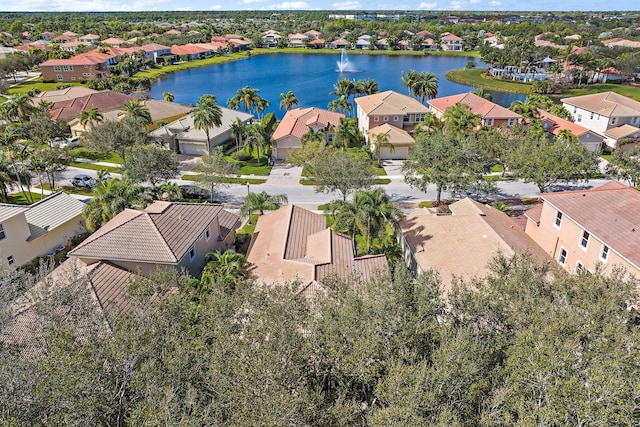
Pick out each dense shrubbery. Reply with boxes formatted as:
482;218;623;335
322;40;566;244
1;254;639;425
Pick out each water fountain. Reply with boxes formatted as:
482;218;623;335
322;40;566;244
336;48;353;73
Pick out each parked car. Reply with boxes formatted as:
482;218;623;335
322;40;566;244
51;136;80;149
71;174;97;189
44;244;65;257
179;184;211;200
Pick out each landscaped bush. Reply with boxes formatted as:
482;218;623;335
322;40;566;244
232;151;254;161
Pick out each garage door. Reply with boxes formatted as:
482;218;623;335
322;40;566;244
179;142;208;156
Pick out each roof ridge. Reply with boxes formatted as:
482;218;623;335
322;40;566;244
146;211;181;262
282;204;296;260
71;209;144;253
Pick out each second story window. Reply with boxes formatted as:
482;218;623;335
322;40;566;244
416;113;425;122
580;230;590;249
600;245;609;262
393;116;399;122
189;245;196;262
611;117;617;125
54;65;61;71
383;116;389;122
558;248;567;265
0;224;5;240
403;115;410;122
554;211;563;228
485;118;494;126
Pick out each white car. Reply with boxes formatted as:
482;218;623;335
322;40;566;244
51;136;80;149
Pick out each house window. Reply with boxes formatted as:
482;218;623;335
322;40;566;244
327;133;334;142
383;116;389;122
611;117;617;125
7;255;14;266
57;74;63;81
374;117;379;122
575;261;585;273
205;228;211;241
416;113;425;122
577;114;582;122
485;118;494;126
554;211;563;228
632;117;639;125
71;77;76;81
580;230;590;249
0;224;5;240
600;245;609;262
508;118;516;126
63;65;73;71
573;107;577;114
590;112;594;120
189;245;196;262
403;115;410;122
558;248;567;265
53;65;61;71
393;116;399;122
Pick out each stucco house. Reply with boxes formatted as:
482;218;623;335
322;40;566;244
440;33;463;51
524;181;640;278
429;92;521;128
399;198;549;292
152;108;253;156
355;90;430;135
286;33;308;48
537;109;604;152
561;92;640;147
0;192;86;269
246;204;388;298
604;125;640;150
271;107;343;160
68;201;240;277
367;123;415;160
78;34;100;44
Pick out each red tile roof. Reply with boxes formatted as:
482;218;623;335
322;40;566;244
171;44;209;55
49;91;135;121
272;107;343;141
429;92;521;120
442;34;462;41
537;109;596;137
541;181;640;269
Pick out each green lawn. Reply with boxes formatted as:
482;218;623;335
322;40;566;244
491;164;504;173
181;174;266;184
446;68;533;94
234;214;259;255
70;162;123;174
252;47;480;58
7;191;46;204
600;154;613;162
300;177;390;186
7;79;84;96
71;148;123;164
564;84;640;102
134;52;250;81
37;183;94;196
224;152;272;176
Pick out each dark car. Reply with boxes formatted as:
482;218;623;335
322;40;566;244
179;184;211;200
71;174;97;189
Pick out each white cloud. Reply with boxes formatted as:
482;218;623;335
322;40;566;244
209;4;222;8
488;0;502;5
418;1;437;7
332;0;361;8
241;0;265;4
447;0;465;8
469;0;480;4
2;0;169;11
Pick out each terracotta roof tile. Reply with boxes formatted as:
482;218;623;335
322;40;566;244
272;108;343;141
355;90;430;116
429;92;521;120
561;92;640;117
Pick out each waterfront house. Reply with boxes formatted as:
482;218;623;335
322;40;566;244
440;33;463;51
286;33;308;48
538;109;604;152
78;34;100;44
428;92;521;128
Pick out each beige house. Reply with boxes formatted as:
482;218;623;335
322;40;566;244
68;201;240;277
561;92;640;147
0;192;86;268
246;205;388;298
604;125;640;150
271;107;344;160
367;123;415;160
524;181;640;278
428;92;521;128
152;108;253;155
538;109;604;152
399;198;549;292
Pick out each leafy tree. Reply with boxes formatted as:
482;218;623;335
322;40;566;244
192;94;223;153
83;175;147;231
0;92;33;123
240;191;288;217
19;111;70;146
606;147;640;187
29;146;74;193
507;127;600;192
191;147;238;202
403;130;490;205
123;144;179;185
154;182;182;201
279;90;299;111
162;91;175;102
83;119;154;162
312;152;376;201
230;117;247;152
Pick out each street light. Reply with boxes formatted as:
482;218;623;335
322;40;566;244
246;181;250;195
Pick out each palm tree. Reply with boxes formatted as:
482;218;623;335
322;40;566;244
79;106;104;130
244;124;268;164
192;94;223;153
0;155;18;202
300;127;325;146
0;93;33;123
228;86;264;115
163;91;175;102
240;191;288;219
200;249;247;293
509;100;538;119
414;71;439;103
118;100;152;125
401;69;419;96
356;78;379;96
279;90;299;111
83;176;146;232
230;118;247;152
333;117;362;151
443;102;482;136
327;96;352;115
331;79;357;114
371;132;395;166
154;182;182;201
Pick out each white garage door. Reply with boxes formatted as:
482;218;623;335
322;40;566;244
179;142;208;156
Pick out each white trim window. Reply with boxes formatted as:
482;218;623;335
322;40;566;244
56;74;63;81
558;248;568;265
383;116;389;122
189;245;196;262
7;255;14;266
393;116;399;122
0;224;5;240
600;245;609;262
610;117;618;125
53;65;61;71
374;116;379;122
485;118;494;126
575;260;585;273
580;230;590;249
554;211;563;228
205;228;211;241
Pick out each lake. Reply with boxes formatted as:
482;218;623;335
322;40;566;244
149;53;525;118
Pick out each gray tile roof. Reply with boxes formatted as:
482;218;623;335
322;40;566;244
25;192;85;241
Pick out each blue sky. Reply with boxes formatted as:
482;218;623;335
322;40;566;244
2;0;637;12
